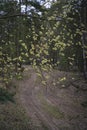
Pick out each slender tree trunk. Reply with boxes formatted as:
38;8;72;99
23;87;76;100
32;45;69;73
82;32;87;79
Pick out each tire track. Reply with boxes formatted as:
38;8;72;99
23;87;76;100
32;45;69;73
19;72;59;130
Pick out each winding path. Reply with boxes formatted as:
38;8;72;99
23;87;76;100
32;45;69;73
19;70;59;130
19;67;87;130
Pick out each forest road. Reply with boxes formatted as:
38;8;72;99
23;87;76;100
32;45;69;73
19;70;59;130
19;67;87;130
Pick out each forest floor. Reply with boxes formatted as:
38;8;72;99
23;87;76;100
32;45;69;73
18;66;87;130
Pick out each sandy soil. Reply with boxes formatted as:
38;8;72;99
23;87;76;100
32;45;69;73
18;67;87;130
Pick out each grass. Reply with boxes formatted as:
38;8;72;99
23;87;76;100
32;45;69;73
0;102;34;130
0;88;14;103
38;92;64;119
0;78;34;130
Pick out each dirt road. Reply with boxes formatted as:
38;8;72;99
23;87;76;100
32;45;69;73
19;67;87;130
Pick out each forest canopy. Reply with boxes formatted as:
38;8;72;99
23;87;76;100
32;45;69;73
0;0;87;87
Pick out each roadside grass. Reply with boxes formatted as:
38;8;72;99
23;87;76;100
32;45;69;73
0;101;34;130
38;92;64;119
0;87;15;103
0;78;34;130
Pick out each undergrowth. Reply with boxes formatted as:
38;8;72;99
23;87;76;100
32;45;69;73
0;102;33;130
0;88;14;103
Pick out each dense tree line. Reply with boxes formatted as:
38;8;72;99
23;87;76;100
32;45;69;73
0;0;87;87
